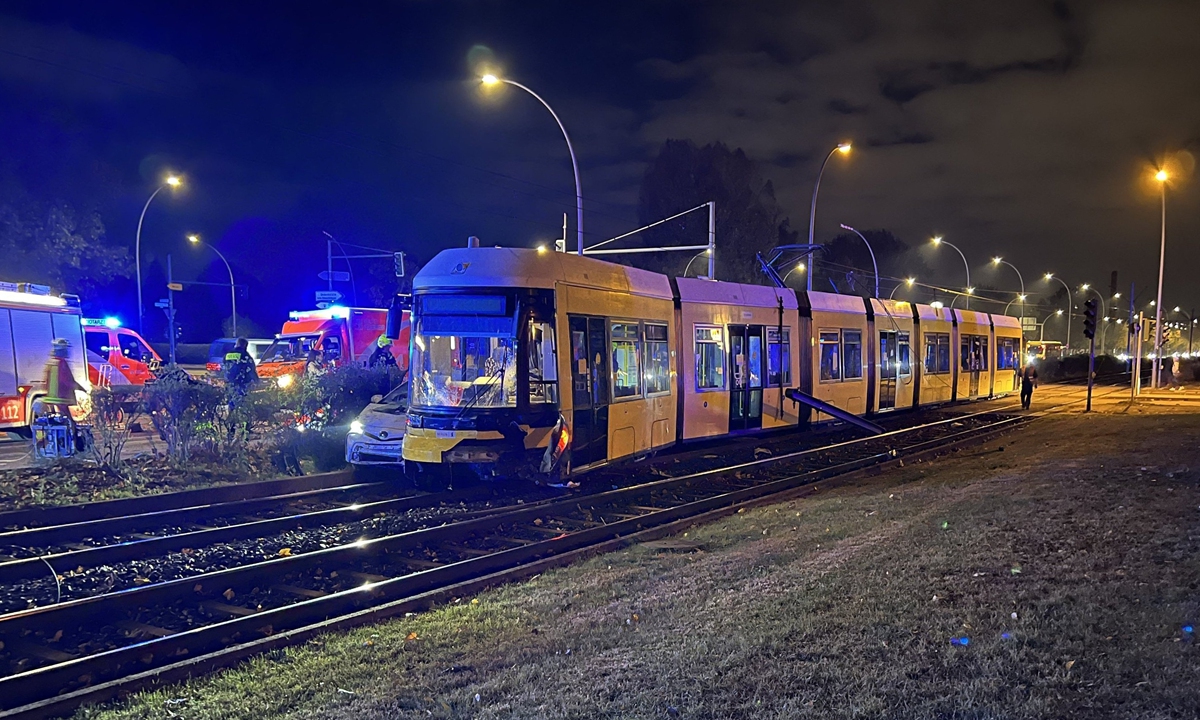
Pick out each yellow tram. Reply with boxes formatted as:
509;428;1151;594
399;246;1022;482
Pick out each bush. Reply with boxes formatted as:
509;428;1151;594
141;367;223;463
1037;354;1127;383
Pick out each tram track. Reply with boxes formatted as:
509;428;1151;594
0;407;1037;719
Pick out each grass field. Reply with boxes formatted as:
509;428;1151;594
79;408;1200;719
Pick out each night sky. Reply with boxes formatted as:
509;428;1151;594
1;1;1197;341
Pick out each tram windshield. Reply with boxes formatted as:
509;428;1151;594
411;297;518;409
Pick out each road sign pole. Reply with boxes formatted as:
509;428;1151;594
167;254;177;365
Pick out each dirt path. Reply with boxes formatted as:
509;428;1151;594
82;407;1200;720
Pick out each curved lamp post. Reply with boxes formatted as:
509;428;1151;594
992;257;1025;320
136;174;182;334
838;224;879;298
187;234;237;337
781;261;806;286
889;277;916;300
931;236;971;309
1044;273;1073;351
806;142;852;291
482;73;583;255
682;248;712;278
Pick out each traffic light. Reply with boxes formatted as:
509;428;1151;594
1083;298;1097;339
393;251;406;278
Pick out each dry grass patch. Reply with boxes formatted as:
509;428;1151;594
79;413;1200;719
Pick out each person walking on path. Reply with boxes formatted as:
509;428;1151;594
1020;362;1039;410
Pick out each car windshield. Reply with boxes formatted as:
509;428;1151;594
411;304;516;409
379;384;408;406
261;335;319;363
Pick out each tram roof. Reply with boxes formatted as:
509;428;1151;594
954;308;992;325
414;247;674;300
992;313;1021;329
676;276;798;309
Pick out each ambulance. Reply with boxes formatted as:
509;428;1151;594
0;282;91;437
257;306;410;387
82;318;162;388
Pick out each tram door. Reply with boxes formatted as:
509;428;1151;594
568;316;609;468
962;335;984;399
879;331;898;410
728;324;764;431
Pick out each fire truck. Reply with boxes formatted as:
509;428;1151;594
257;306;410;387
0;282;91;437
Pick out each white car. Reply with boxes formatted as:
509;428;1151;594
346;384;407;468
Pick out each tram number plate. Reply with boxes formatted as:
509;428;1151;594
435;430;456;439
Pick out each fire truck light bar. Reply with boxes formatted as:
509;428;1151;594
0;289;67;307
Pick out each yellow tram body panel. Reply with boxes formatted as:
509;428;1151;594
555;282;676;464
808;291;870;418
676;278;800;440
870;298;917;412
991;314;1023;396
955;309;992;400
915;303;955;405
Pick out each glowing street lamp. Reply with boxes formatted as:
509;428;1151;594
931;236;971;308
187;234;238;337
992;256;1026;328
136;174;183;334
781;261;806;286
481;73;584;255
683;247;713;277
889;277;916;300
806;142;852;291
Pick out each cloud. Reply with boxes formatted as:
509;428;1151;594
635;0;1200;302
0;14;194;102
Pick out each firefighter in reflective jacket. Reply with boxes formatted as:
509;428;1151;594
42;338;84;416
224;338;259;398
369;335;397;369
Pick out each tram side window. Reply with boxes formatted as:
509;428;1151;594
767;328;791;386
819;331;841;381
997;338;1017;370
528;321;558;404
898;332;911;375
924;333;951;374
960;334;988;372
695;326;725;391
644;323;671;395
611;322;641;399
842;330;863;380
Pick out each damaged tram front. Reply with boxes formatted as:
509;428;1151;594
401;249;563;482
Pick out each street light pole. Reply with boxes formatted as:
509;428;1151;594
188;234;237;337
992;257;1025;327
781;262;806;286
1152;170;1168;387
931;236;971;309
135;175;182;335
806;143;852;291
838;224;879;298
889;278;916;300
1044;274;1073;352
482;74;584;255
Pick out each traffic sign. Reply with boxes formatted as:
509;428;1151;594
315;290;343;304
167;282;183;291
1020;316;1038;330
154;299;169;309
318;271;351;282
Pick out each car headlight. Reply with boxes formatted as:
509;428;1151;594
277;374;294;389
349;420;364;435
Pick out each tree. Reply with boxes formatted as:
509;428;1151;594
0;192;131;295
636;140;795;284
